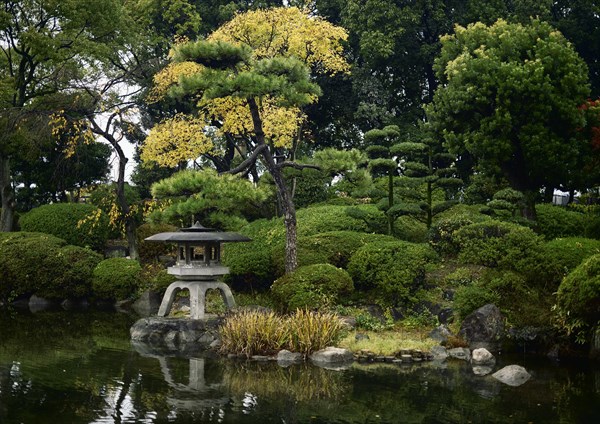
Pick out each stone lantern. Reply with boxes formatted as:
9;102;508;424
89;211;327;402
145;222;250;319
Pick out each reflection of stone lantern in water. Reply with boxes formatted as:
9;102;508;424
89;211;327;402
145;222;251;319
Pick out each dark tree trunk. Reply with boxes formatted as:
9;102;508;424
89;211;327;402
115;144;138;261
247;98;297;273
0;156;15;232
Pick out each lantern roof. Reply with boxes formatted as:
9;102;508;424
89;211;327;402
144;221;251;243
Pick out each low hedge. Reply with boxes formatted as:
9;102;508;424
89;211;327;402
347;240;438;306
296;205;370;236
19;203;110;251
0;232;101;301
92;258;142;301
271;263;354;312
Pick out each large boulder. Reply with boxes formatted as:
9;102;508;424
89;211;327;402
458;304;505;351
492;365;531;387
130;316;222;355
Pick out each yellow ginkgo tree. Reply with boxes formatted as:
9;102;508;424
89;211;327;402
142;7;349;273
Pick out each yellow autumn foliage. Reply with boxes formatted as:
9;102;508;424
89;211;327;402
142;7;349;166
141;114;214;167
208;7;349;74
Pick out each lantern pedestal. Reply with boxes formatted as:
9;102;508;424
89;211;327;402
158;280;236;320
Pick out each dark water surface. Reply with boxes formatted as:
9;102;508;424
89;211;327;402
1;309;599;423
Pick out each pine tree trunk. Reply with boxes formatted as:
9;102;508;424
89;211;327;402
247;97;297;273
0;156;15;232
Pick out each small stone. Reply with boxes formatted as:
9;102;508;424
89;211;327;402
412;357;422;362
448;347;471;361
384;356;395;363
251;355;270;361
355;332;370;342
310;347;353;364
277;350;303;363
375;356;386;362
401;354;412;362
430;345;448;360
471;348;496;366
492;365;531;387
392;359;403;364
428;325;452;343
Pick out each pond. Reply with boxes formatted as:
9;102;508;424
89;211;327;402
0;309;599;423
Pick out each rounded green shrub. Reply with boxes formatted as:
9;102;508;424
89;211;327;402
222;218;285;291
556;254;600;339
428;216;478;256
271;231;396;277
542;237;600;287
92;258;142;300
453;220;545;279
136;222;177;263
271;264;354;312
38;245;103;299
0;232;101;301
347;241;438;306
139;263;176;294
297;205;370;236
535;203;585;240
394;215;428;243
19;203;110;251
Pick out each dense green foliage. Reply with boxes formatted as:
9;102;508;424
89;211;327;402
426;19;590;215
19;203;110;251
222;218;285;291
347;241;438;306
543;237;600;286
296;205;370;236
453;220;545;279
271;264;354;312
136;222;177;264
92;258;142;301
535;204;586;240
0;232;101;301
556;254;600;340
271;231;396;277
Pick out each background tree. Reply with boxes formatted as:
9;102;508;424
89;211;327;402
0;0;124;231
425;19;590;218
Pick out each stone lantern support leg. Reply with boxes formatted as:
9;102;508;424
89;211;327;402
157;280;237;320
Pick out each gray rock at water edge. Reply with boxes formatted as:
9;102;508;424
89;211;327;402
471;348;496;366
428;324;453;343
472;365;494;376
447;347;471;361
430;345;449;360
310;347;353;365
277;350;304;364
459;304;505;351
28;295;55;313
492;365;531;387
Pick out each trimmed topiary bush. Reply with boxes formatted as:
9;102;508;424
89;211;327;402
542;237;600;287
428;216;478;256
556;254;600;341
92;258;142;300
271;231;396;277
347;241;438;306
136;222;177;263
535;203;585;240
0;232;101;301
297;205;370;236
37;245;103;300
271;264;354;312
453;220;545;280
19;203;110;251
